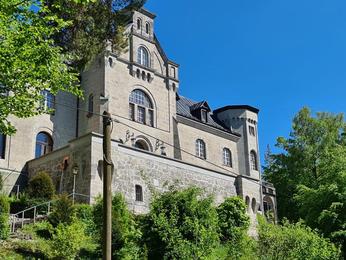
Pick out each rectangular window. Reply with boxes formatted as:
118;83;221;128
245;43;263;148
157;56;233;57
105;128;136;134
129;103;135;121
148;109;154;127
249;126;256;136
0;134;6;159
171;67;176;78
137;106;145;124
201;110;207;123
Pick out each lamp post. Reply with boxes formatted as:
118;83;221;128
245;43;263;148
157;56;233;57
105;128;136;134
72;165;78;205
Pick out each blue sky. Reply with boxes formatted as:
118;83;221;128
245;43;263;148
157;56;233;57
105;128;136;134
145;0;346;164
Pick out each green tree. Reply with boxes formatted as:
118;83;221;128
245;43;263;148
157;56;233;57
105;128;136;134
48;193;74;227
0;0;81;134
93;193;143;259
0;194;10;240
217;197;251;259
0;0;145;134
217;196;250;243
27;172;55;200
263;107;346;256
142;187;220;260
258;217;341;260
0;174;3;192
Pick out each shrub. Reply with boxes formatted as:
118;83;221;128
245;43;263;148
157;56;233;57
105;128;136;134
49;218;96;259
142;187;219;259
27;172;55;200
0;174;3;192
0;195;10;240
73;204;96;236
258;216;341;260
93;194;143;259
48;193;74;227
217;196;250;242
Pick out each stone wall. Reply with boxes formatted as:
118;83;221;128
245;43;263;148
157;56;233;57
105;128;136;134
90;134;238;214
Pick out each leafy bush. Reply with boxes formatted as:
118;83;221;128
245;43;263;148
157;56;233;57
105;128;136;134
258;216;341;260
48;193;74;227
0;174;3;192
217;196;250;242
142;187;219;259
49;218;96;259
27;172;55;200
0;195;10;240
93;194;143;259
73;203;96;236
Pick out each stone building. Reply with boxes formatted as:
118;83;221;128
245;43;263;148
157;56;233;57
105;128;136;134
0;8;276;224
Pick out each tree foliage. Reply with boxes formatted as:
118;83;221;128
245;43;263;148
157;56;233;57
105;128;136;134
263;107;346;256
217;196;250;243
0;0;145;134
258;217;341;260
0;0;81;134
48;193;74;227
0;194;10;240
93;193;143;259
142;187;220;260
27;172;55;200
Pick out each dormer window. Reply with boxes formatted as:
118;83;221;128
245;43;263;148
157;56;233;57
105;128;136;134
190;101;211;123
201;109;207;123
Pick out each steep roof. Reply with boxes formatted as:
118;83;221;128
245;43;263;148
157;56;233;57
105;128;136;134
176;95;239;136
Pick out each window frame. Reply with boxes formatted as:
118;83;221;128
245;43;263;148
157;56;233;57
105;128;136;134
223;148;232;167
135;185;143;202
250;150;258;171
41;90;55;113
195;139;206;159
35;132;53;158
0;134;6;159
137;18;142;30
129;89;155;127
145;22;150;34
249;125;256;136
87;94;94;117
137;46;150;67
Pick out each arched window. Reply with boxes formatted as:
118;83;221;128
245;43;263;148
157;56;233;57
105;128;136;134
263;196;275;221
250;150;258;171
35;132;53;158
88;94;93;116
223;148;232;167
137;18;142;30
129;89;154;127
195;139;206;159
134;140;150;151
135;185;143;202
145;22;150;34
137;47;149;67
245;196;250;212
251;198;257;213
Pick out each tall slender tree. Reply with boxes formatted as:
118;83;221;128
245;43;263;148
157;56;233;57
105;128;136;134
263;107;346;256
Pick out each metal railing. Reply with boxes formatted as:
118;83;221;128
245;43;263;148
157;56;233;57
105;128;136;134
9;192;91;233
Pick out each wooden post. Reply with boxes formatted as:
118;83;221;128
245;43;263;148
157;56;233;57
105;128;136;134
102;111;112;260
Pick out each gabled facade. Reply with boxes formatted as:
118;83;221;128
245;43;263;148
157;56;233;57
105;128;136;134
1;8;277;229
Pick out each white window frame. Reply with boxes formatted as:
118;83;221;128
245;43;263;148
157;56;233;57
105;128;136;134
223;148;232;167
196;139;206;159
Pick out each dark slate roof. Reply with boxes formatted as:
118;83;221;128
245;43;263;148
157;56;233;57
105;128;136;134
176;95;239;136
190;101;211;112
